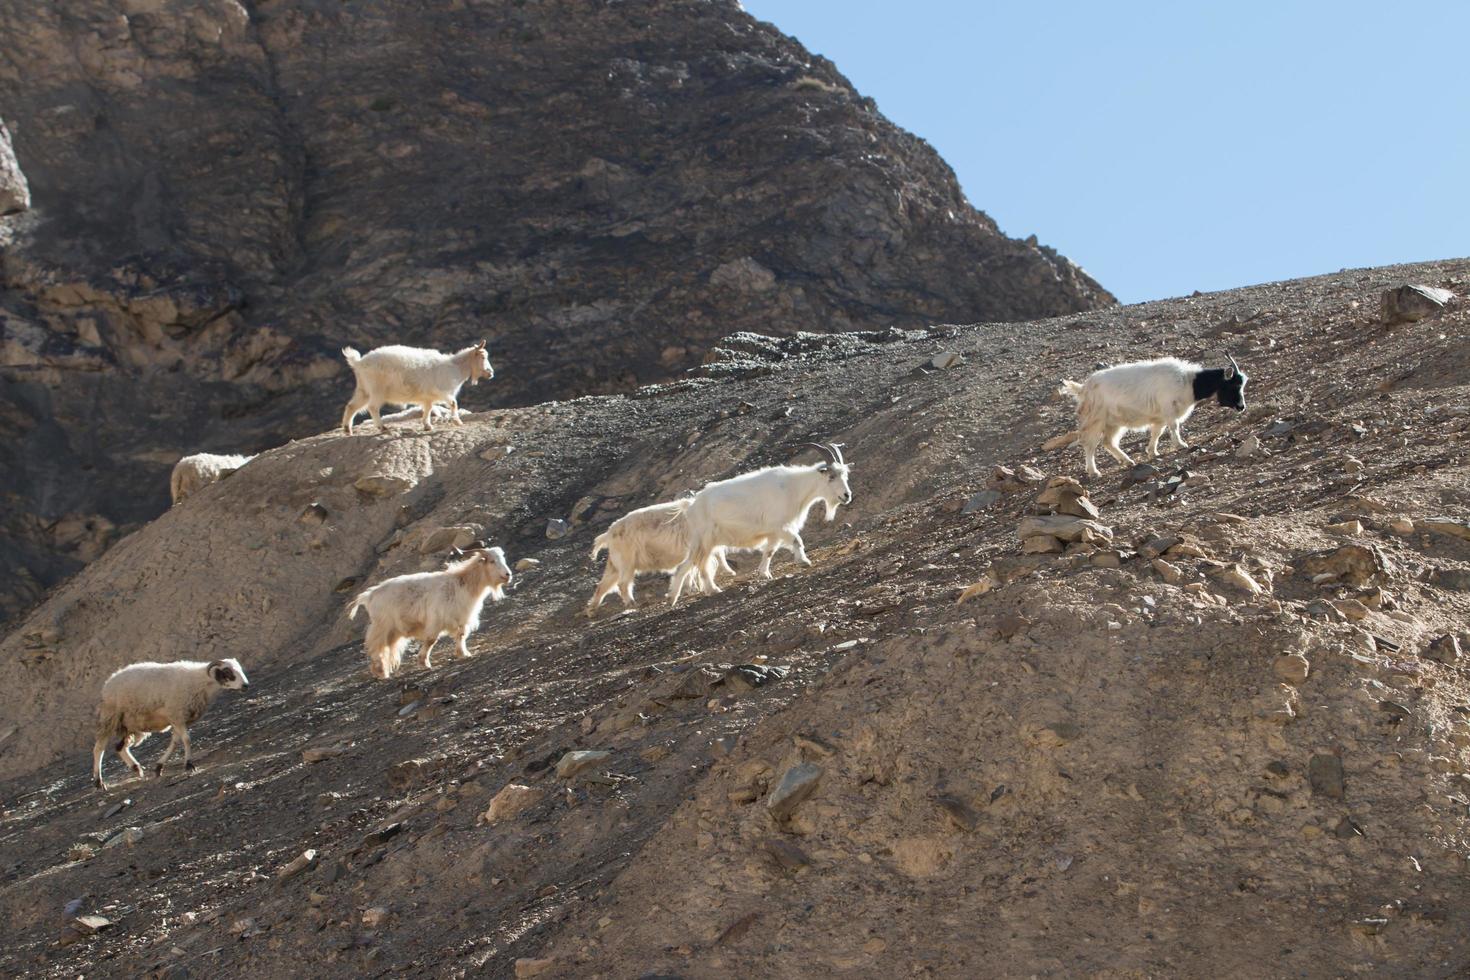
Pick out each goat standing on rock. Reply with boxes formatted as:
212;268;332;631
1058;355;1248;477
668;443;852;607
348;546;512;679
341;340;494;435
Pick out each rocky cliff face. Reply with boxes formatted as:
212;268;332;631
0;0;1112;623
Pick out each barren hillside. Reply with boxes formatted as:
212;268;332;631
1;258;1467;977
0;0;1112;622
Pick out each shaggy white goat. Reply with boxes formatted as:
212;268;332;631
587;499;737;614
341;340;493;435
668;443;852;607
347;546;512;679
1059;355;1248;477
169;453;254;505
92;658;249;789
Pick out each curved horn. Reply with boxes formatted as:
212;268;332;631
802;442;838;466
828;442;846;465
1225;352;1241;377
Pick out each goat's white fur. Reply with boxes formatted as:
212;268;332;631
348;547;512;679
668;449;852;607
169;453;253;505
587;499;738;613
1059;357;1210;477
341;341;493;434
92;658;249;788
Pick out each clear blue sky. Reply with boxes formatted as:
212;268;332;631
742;1;1469;304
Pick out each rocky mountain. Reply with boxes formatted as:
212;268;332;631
0;0;1112;624
0;258;1466;977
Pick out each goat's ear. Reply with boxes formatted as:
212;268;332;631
476;339;486;349
205;659;224;673
1223;364;1236;380
815;461;829;472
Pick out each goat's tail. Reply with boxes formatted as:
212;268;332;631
169;466;184;506
342;346;363;369
591;532;610;562
95;703;125;745
347;590;370;620
1058;379;1086;403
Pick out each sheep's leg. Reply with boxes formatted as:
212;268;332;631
1147;424;1165;459
178;725;195;773
117;738;145;780
1103;429;1134;467
92;736;109;789
342;391;368;435
420;402;435;432
154;728;179;777
418;635;440;669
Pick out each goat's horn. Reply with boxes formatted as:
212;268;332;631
802;442;838;466
828;442;846;465
1226;352;1241;375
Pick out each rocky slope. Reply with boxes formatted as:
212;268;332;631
0;0;1112;624
0;258;1466;977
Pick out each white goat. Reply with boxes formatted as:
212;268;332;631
668;443;853;607
341;340;494;435
587;499;737;614
1058;355;1248;477
170;453;254;505
92;658;249;789
347;546;512;679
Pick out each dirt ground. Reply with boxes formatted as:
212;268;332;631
1;258;1468;978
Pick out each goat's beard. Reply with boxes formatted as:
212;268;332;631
822;500;838;521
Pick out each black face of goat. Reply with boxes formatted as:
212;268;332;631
1193;360;1249;412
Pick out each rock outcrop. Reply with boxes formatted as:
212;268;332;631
0;0;1113;622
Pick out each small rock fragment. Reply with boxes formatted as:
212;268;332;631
484;784;543;824
514;557;540;572
961;489;1002;514
355;475;413;497
767;762;823;821
103;827;144;849
1324;520;1364;537
1018;514;1112;544
935;794;979;832
1152;558;1183;584
764;838;811;870
515;958;557;978
545;518;571;540
1381;284;1454;324
1308;754;1345;799
1274;653;1311;684
298;503;329;526
929;351;964;370
1420;517;1470;542
1424;634;1462;665
479;445;515;463
361;906;390;928
276;849;319;883
556;750;611;779
1022;534;1064;554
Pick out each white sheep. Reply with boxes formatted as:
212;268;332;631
92;658;250;789
668;443;852;607
1058;355;1248;477
347;546;512;679
341;340;494;435
169;453;254;505
587;498;738;614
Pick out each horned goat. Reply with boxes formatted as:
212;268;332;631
668;443;852;607
347;546;512;679
92;658;249;789
341;340;493;435
587;498;737;614
1058;355;1248;477
169;452;254;505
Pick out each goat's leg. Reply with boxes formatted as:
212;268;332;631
454;632;472;659
92;736;109;789
367;402;383;433
786;532;812;567
418;634;440;669
618;575;636;606
1103;429;1134;467
1147;424;1165;459
117;738;145;780
1171;423;1189;449
342;391;368;435
154;728;179;776
447;397;464;426
178;725;195;773
420;401;435;431
588;567;620;613
668;556;696;606
716;549;736;579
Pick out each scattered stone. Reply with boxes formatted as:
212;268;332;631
1334;816;1365;839
102;798;133;820
929;351;964;370
230;917;257;936
1390;518;1415;535
1139;534;1182;559
1325;520;1364;537
72;914;112;935
358;822;404;849
1121;462;1160;489
1308;754;1345;799
1022;534;1064;554
1420;517;1470;542
961;489;1002;514
935;794;979;832
1090;550;1122;568
67;843;96;862
298;503;329;526
419;525;479;554
1431;567;1470;592
1018;515;1112;545
545;518;571;540
1332;598;1371;622
276;849;319;883
1152;558;1184;584
955;578;994;604
988;464;1046;494
1377;700;1411;719
723;664;790;693
361;906;390;928
484;784;544;824
556;750;611;779
1274;654;1311;684
710;735;739;757
1216;564;1264;595
1381;284;1455;324
1235;433;1265;459
514;558;540;572
1425;634;1462;665
764;838;811;871
103;827;144;849
766;762;823;821
515;958;557;978
479;445;515;463
354;475;413;497
995;613;1031;639
1298;543;1393;587
303;740;353;764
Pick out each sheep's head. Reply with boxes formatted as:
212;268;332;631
803;442;853;520
1219;353;1248;412
452;545;513;598
207;658;249;691
466;339;494;385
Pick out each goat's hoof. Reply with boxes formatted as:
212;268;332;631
153;765;164;778
184;762;196;774
93;778;105;790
